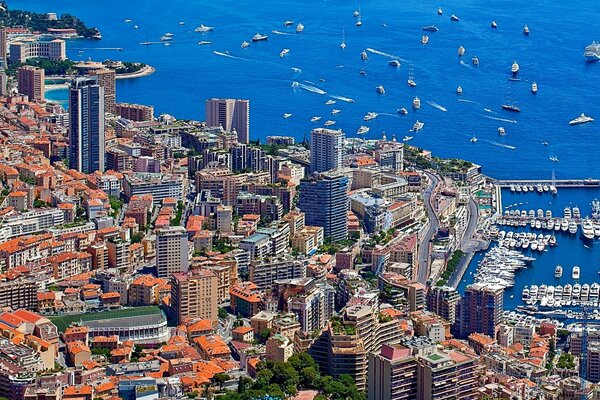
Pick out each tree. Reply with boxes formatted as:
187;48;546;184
213;373;230;390
131;232;144;244
218;307;229;319
237;376;252;394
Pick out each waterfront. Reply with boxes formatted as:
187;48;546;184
11;0;600;179
459;187;600;312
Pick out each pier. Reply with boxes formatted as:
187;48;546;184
493;178;600;188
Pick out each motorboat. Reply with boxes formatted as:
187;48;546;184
569;221;578;235
498;127;506;135
389;59;401;67
195;24;214;32
573;207;581;219
296;23;304;33
502;104;520;112
569;113;594;126
411;120;424;132
531;81;538;94
422;25;439;32
397;108;408;115
376;85;385;94
163;42;171;46
356;18;362;27
470;136;478;143
324;120;336;126
353;10;360;17
472;56;479;66
284;20;294;26
241;41;250;48
511;61;519;77
283;113;292;119
583;219;595;240
491;20;498;28
164;32;174;38
412;96;421;109
326;100;336;105
584;41;600;62
310;116;322;122
456;86;463;95
361;51;368;60
437;7;443;15
551;186;558;195
356;126;370;135
331;109;341;115
198;41;212;45
421;35;429;45
450;14;459;21
523;25;530;35
252;33;268;41
280;48;290;57
458;45;465;56
91;31;102;40
160;35;173;41
403;136;414;142
572;266;580;280
364;112;378;121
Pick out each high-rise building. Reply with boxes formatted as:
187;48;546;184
0;28;7;66
416;349;480;400
427;286;461;325
310;128;344;173
156;226;189;278
205;98;250;144
170;269;218;325
458;283;504;339
298;172;348;241
368;344;418;400
17;65;45;102
69;76;105;173
88;68;116;114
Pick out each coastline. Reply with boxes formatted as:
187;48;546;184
115;65;156;80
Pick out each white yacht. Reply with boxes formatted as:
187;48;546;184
376;85;385;94
472;56;479;66
252;33;268;41
498;127;506;135
326;100;336;105
241;41;250;48
458;45;465;56
470;136;478;143
450;14;459;21
491;20;498;28
573;207;581;219
195;24;215;32
353;10;360;17
412;96;421;109
411;121;424;132
569;221;578;235
531;81;538;94
198;41;212;45
356;126;370;135
456;86;463;95
389;59;401;67
555;265;563;278
583;219;595;240
550;185;558;195
364;112;379;121
283;20;294;26
569;113;594;126
397;107;408;115
523;25;530;35
584;41;600;62
572;266;580;280
296;23;304;33
310;116;322;123
561;219;569;232
403;136;414;142
437;7;443;15
280;49;290;57
331;109;341;115
361;51;368;60
511;61;520;77
160;35;173;41
324;120;336;127
283;113;292;119
421;35;429;45
564;207;572;219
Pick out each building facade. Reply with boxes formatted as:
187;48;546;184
17;66;44;102
310;128;343;173
205;98;250;144
156;226;189;278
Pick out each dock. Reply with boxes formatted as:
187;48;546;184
493;178;600;188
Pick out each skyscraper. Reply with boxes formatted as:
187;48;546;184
310;128;344;173
17;65;45;102
69;76;105;173
426;285;461;325
88;68;116;114
368;344;418;400
299;172;348;241
205;98;250;144
156;226;189;278
459;282;504;339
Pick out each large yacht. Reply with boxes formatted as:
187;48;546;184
584;41;600;62
569;113;594;125
252;33;268;41
296;23;304;33
458;45;465;56
511;61;520;77
572;266;580;280
195;24;214;32
410;121;424;132
583;219;595;240
412;96;421;109
356;126;370;135
555;265;563;278
364;112;379;121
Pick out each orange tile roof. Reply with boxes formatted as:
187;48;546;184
232;326;253;335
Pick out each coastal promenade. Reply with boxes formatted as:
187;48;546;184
493;179;600;188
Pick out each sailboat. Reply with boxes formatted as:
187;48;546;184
340;30;346;49
407;67;417;87
501;84;520;112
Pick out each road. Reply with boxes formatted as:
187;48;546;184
417;172;440;284
448;198;484;288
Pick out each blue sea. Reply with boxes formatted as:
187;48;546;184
10;0;600;310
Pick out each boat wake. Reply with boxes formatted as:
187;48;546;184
489;141;516;150
484;115;517;124
459;60;472;68
292;81;327;95
365;48;408;62
378;112;400;118
272;30;291;35
330;94;355;103
457;98;478;104
291;67;302;73
213;51;249;61
426;101;448;112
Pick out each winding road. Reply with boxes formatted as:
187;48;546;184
417;172;440;284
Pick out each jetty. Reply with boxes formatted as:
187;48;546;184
494;178;600;188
